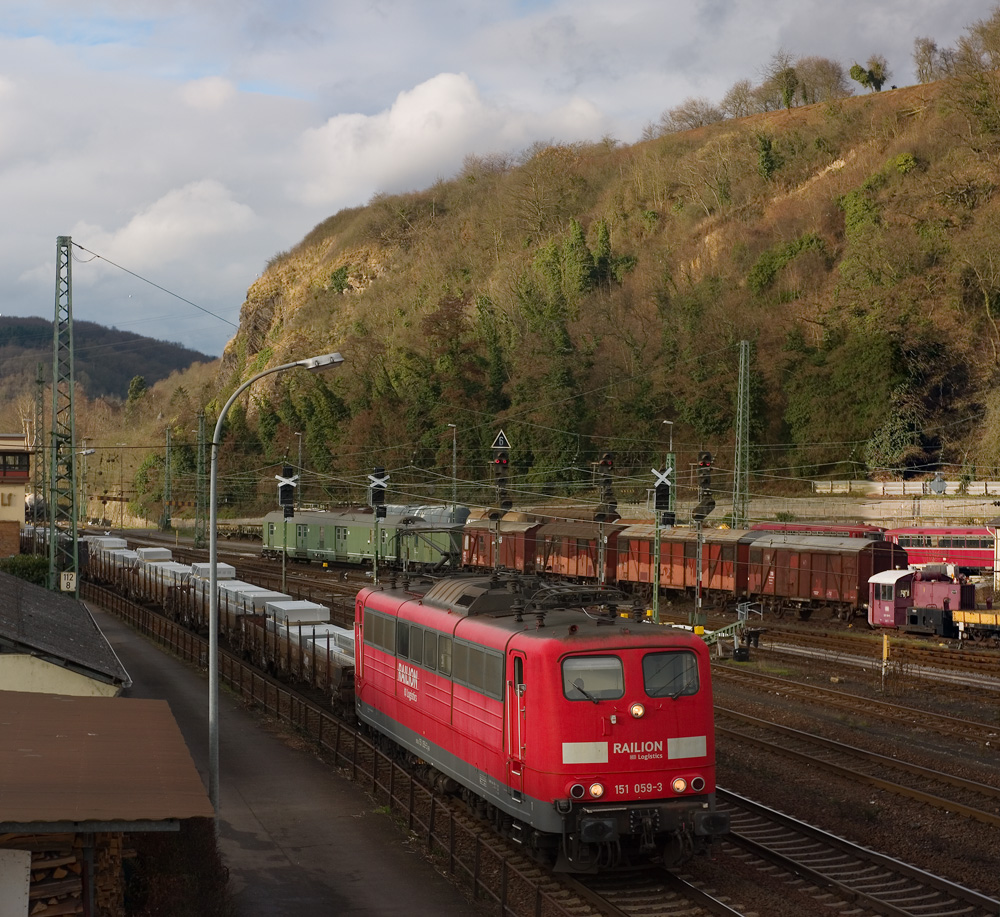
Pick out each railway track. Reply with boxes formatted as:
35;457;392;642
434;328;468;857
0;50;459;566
714;666;1000;745
719;789;1000;916
715;706;1000;828
84;573;1000;916
744;628;1000;692
83;580;748;917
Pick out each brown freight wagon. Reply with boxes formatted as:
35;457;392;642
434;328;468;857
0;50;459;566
616;525;754;605
463;513;542;573
746;534;904;620
535;520;624;584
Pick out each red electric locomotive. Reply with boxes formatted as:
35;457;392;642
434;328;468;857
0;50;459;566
354;573;729;871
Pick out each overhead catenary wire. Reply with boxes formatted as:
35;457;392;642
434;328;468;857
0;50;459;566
69;241;239;330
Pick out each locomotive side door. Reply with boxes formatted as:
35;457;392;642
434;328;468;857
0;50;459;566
505;652;527;801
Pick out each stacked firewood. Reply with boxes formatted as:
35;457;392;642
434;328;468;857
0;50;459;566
0;832;124;917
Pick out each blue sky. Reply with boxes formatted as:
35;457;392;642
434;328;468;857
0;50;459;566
0;0;992;356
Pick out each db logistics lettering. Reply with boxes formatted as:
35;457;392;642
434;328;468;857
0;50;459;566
397;662;419;690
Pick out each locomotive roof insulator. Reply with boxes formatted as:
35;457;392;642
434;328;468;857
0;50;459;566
511;597;525;622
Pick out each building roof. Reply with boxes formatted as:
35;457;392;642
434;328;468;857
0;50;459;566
0;692;214;828
0;571;131;689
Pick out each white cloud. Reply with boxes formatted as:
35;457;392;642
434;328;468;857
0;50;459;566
296;72;606;205
0;0;995;356
178;76;237;110
71;180;257;270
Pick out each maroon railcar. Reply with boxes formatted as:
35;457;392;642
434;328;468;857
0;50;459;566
746;534;903;619
884;525;994;572
751;522;885;539
535;521;623;584
463;514;541;574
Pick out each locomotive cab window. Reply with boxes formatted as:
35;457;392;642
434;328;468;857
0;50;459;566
363;608;395;654
563;656;624;701
643;651;699;698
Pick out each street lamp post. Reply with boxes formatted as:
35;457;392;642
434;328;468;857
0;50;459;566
294;432;303;510
77;442;95;527
209;352;343;816
447;424;457;521
116;443;126;531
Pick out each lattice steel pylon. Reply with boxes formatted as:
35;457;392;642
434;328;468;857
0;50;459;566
732;339;751;529
32;362;46;525
47;236;79;594
161;426;172;531
194;412;207;548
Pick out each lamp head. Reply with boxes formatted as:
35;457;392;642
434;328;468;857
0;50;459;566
298;352;344;371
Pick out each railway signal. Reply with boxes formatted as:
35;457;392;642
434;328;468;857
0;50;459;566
652;466;674;527
596;452;618;522
276;464;297;519
492;441;512;513
369;466;389;519
692;452;715;523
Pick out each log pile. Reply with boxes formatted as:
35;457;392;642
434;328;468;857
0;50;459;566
0;832;125;917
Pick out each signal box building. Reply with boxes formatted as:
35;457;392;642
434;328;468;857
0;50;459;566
0;433;30;556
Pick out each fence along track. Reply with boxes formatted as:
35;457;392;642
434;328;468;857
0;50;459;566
719;789;1000;917
83;582;602;917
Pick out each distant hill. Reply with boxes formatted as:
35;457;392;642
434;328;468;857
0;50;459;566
0;316;214;400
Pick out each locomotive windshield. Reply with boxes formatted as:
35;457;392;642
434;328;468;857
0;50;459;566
642;651;699;698
562;656;624;701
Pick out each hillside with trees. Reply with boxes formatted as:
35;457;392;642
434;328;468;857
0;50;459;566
0;316;213;401
15;9;1000;523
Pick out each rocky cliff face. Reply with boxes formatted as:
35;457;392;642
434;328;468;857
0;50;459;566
221;240;392;405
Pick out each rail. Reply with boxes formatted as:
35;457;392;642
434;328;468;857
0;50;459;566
81;582;583;917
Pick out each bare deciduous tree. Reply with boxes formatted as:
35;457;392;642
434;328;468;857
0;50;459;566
721;79;755;119
657;97;725;134
795;56;852;103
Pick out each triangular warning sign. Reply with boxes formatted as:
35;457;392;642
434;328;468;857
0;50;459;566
491;429;511;450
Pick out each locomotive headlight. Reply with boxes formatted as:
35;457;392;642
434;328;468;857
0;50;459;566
630;702;645;719
588;782;605;798
671;777;687;794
